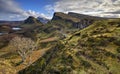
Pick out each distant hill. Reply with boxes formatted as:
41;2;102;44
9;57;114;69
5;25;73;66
0;21;23;26
37;17;49;24
24;16;42;24
21;16;43;30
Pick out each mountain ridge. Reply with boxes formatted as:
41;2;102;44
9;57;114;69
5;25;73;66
24;16;42;24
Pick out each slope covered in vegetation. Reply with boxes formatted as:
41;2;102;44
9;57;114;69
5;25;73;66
20;18;120;74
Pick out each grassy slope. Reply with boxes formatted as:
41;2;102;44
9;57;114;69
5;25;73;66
20;18;120;74
53;12;80;23
0;37;58;74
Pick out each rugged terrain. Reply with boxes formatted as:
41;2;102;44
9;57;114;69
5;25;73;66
20;18;120;74
0;12;120;74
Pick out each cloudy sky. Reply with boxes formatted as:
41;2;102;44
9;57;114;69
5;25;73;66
0;0;120;21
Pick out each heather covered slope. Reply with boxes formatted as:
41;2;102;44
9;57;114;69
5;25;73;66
20;18;120;74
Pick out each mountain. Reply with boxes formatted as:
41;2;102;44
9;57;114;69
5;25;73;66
67;12;108;28
37;17;49;24
22;16;43;30
52;12;80;23
46;12;80;32
24;16;42;24
39;12;109;39
20;18;120;74
50;12;106;30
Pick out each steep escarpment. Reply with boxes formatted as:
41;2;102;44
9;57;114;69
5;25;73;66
49;12;80;30
37;12;108;39
50;12;106;30
68;12;107;29
52;12;80;23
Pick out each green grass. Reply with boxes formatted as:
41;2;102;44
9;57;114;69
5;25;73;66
10;18;120;74
59;18;120;74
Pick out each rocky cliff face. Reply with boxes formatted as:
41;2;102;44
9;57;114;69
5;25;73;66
51;12;102;29
52;12;80;23
73;19;95;29
68;12;106;29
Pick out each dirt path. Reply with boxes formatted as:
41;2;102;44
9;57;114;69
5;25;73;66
40;37;57;43
0;37;58;74
15;37;58;72
15;47;50;72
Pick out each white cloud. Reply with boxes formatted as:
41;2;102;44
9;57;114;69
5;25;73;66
45;0;120;18
25;10;51;19
0;0;50;20
1;0;120;20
